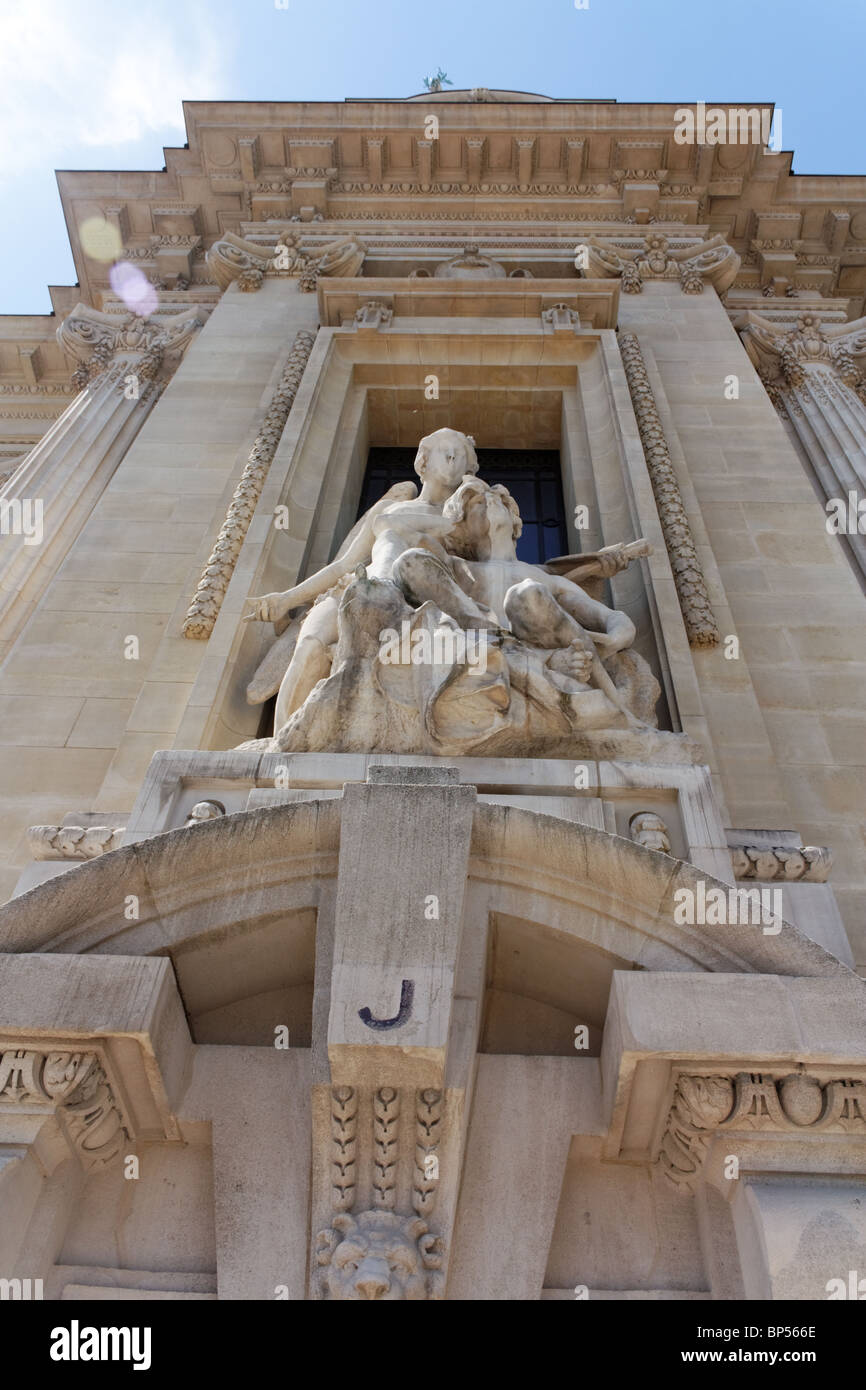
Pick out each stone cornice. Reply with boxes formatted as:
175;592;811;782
37;98;866;316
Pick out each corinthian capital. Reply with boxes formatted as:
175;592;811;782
738;309;866;392
57;302;205;390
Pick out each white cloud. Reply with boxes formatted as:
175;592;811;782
0;0;225;176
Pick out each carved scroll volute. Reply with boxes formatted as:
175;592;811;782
0;1047;128;1171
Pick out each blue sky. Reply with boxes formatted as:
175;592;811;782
1;0;864;315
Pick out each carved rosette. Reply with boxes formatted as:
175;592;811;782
182;328;316;639
619;333;721;646
659;1071;866;1192
0;1048;128;1170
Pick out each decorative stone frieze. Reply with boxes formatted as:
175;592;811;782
659;1071;866;1192
731;844;832;882
27;825;126;860
618;333;721;646
182;328;316;639
0;1049;128;1171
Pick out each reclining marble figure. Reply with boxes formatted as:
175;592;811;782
242;427;661;755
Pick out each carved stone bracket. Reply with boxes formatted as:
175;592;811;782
57;302;205;393
541;302;581;330
731;844;832;882
0;1048;128;1171
659;1071;866;1192
619;333;721;646
316;1083;445;1299
182;328;316;639
581;233;740;295
353;300;393;330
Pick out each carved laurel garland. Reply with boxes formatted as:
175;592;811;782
412;1088;443;1218
330;1085;358;1212
372;1087;400;1210
0;1048;128;1170
619;333;720;647
182;328;316;639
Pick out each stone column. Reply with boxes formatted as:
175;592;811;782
739;310;866;586
0;303;204;664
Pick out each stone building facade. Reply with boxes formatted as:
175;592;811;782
0;90;865;1301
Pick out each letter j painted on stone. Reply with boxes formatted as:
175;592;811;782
359;979;415;1030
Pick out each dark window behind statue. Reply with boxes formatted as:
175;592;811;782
357;448;569;564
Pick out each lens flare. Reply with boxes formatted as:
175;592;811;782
79;217;122;263
109;262;158;318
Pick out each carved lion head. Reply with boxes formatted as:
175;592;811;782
315;1210;445;1300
